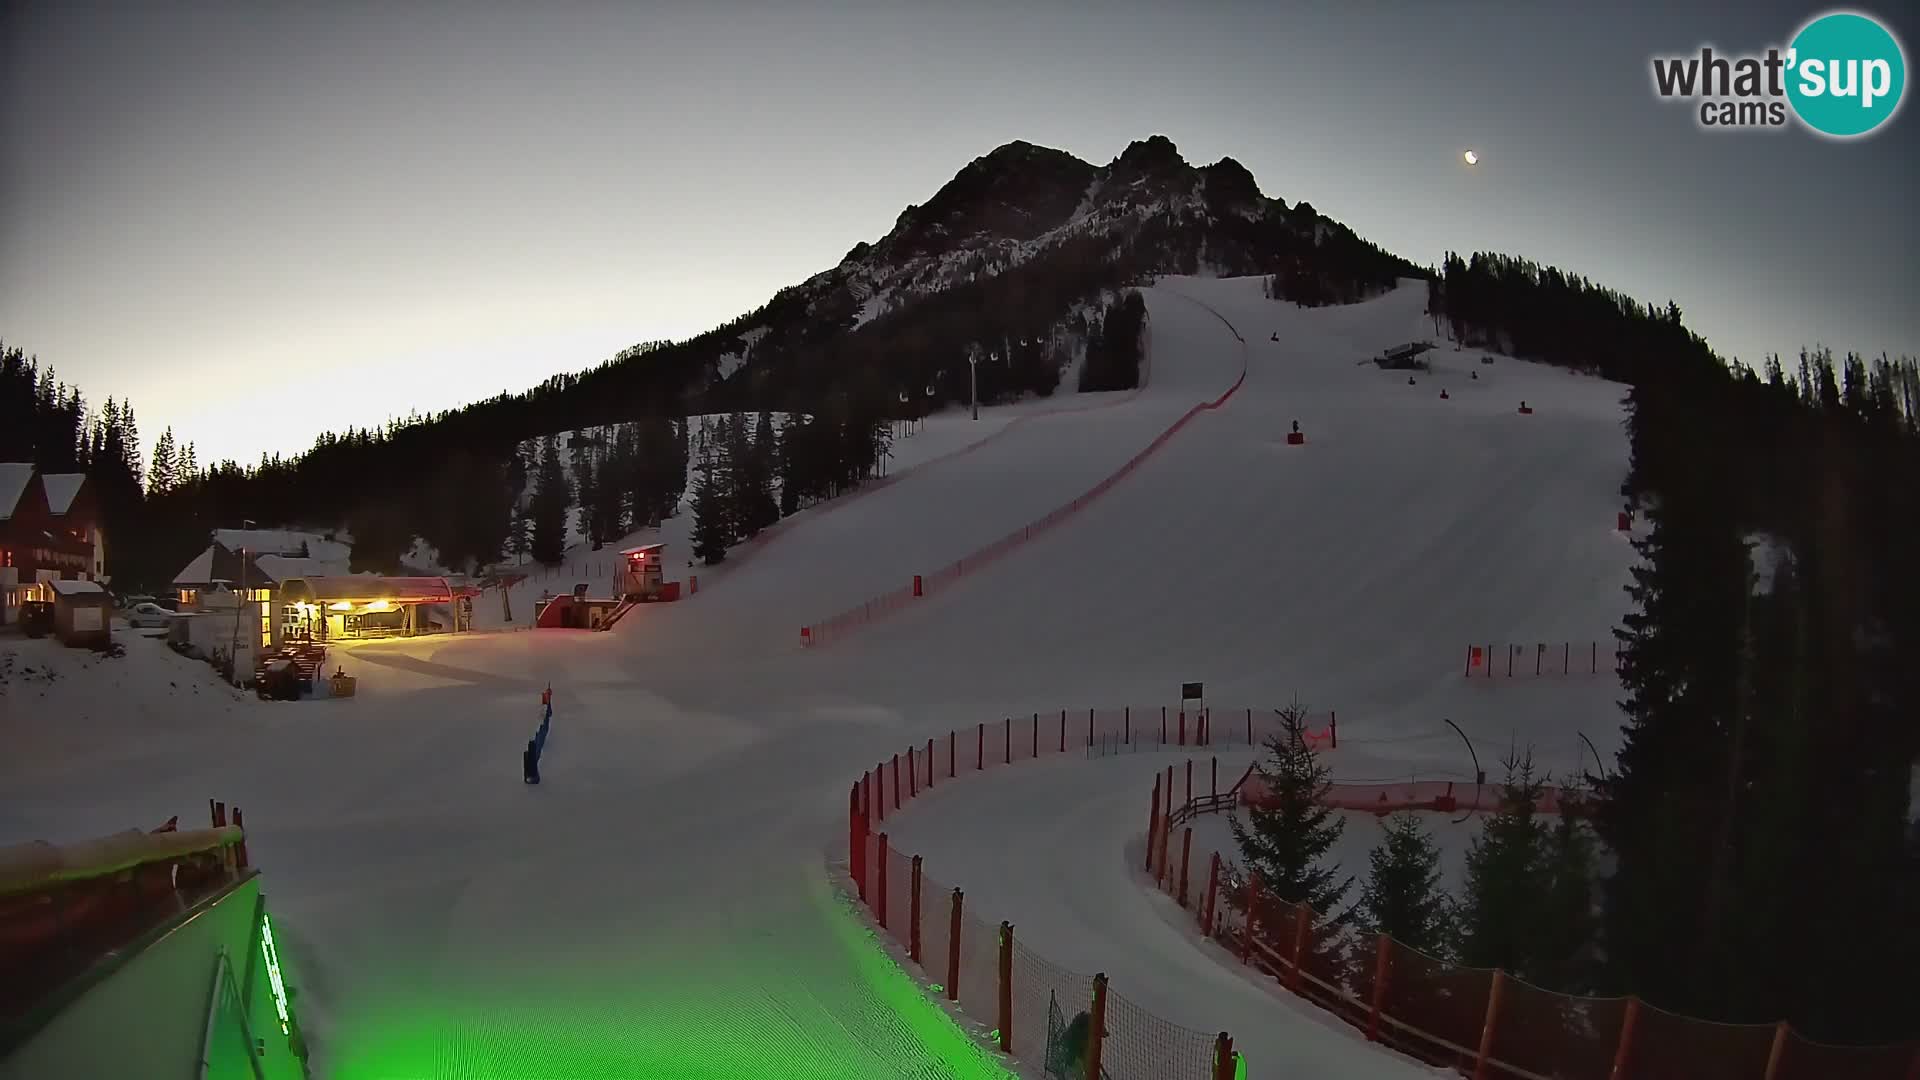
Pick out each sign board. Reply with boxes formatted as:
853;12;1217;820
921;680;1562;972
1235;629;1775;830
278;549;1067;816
1180;681;1203;701
72;607;103;633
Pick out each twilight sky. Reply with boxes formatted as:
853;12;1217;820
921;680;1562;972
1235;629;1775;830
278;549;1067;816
3;1;1915;465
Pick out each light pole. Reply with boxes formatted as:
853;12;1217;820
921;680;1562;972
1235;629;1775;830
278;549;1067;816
969;347;979;421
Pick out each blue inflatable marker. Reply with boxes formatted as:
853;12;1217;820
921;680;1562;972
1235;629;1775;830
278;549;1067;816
524;687;553;784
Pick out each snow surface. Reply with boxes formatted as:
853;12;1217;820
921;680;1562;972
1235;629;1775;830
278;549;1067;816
0;276;1638;1078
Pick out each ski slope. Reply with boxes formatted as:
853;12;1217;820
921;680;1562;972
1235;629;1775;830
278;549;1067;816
0;276;1637;1079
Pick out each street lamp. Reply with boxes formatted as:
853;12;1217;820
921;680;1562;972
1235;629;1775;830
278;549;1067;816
969;347;980;421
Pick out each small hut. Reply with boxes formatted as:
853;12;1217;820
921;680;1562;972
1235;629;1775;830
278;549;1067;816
48;578;112;648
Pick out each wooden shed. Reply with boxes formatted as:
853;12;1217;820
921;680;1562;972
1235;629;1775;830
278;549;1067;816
48;578;112;648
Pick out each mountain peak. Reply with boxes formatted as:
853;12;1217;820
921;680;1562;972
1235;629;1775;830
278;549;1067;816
1114;135;1185;173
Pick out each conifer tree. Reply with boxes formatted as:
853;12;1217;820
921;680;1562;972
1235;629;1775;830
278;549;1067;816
1457;752;1551;976
1358;811;1454;955
1229;703;1352;915
529;435;571;565
688;458;730;565
148;428;178;496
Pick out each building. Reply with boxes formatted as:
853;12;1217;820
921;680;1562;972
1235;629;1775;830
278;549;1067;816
48;578;112;648
170;529;352;651
1;463;105;625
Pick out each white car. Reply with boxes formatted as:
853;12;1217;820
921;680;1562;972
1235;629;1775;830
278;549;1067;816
125;602;174;629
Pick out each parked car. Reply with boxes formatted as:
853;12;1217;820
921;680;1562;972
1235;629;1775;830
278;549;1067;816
125;602;174;629
19;600;54;638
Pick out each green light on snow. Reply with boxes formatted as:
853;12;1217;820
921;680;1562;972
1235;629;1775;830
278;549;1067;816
261;913;292;1036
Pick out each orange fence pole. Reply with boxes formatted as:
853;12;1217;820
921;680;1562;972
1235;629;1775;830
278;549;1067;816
1473;970;1506;1080
850;783;866;901
1087;973;1110;1079
1202;853;1221;936
1146;776;1161;871
1608;997;1640;1080
1177;827;1194;906
997;922;1014;1054
1367;933;1390;1041
876;833;890;929
1240;877;1260;965
947;889;963;1002
908;855;923;965
1763;1021;1790;1080
1288;904;1309;992
1212;1032;1235;1080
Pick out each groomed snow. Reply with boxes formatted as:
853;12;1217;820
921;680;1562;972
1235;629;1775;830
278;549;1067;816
0;275;1637;1079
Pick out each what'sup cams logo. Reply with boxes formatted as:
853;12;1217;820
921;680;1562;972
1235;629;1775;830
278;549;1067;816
1651;9;1907;138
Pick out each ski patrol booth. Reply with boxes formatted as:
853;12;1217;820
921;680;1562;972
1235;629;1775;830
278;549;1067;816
616;544;681;603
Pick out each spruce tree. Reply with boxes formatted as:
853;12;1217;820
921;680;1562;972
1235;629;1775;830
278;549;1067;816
688;460;730;565
572;437;601;547
529;435;571;565
148;428;177;496
1534;787;1598;992
1457;752;1550;977
1229;703;1352;915
1358;811;1454;954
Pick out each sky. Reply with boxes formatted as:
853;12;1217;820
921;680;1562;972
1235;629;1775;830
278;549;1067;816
3;1;1916;466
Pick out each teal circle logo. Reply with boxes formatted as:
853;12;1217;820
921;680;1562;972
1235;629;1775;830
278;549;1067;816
1786;11;1907;137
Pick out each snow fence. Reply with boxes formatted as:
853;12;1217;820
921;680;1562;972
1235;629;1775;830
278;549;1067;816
1147;761;1920;1080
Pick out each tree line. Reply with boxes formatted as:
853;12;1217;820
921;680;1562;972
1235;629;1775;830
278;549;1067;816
1232;256;1919;1046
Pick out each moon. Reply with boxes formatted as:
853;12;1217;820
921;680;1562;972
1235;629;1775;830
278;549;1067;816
1463;150;1479;165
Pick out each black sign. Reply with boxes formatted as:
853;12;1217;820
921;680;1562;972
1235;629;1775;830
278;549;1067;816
1181;681;1203;700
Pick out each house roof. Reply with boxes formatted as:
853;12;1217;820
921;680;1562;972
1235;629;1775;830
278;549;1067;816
255;554;351;581
211;528;350;563
172;546;218;586
49;578;106;596
278;576;455;605
0;463;33;521
40;474;86;515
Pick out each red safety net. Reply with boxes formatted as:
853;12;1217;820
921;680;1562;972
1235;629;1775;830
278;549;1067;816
1627;999;1775;1079
1486;973;1628;1080
1009;938;1092;1064
883;846;913;952
954;908;1002;1023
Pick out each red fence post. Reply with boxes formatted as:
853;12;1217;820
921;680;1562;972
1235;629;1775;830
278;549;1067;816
1367;933;1391;1041
1211;756;1218;800
908;747;918;798
1124;706;1130;744
912;574;923;597
1608;997;1640;1080
1288;904;1310;991
1240;877;1260;965
1059;709;1066;753
1087;707;1093;747
876;833;890;928
977;723;984;770
892;754;901;810
1161;706;1168;744
909;855;923;965
1185;759;1193;805
949;729;956;778
1179;709;1187;746
850;783;866;901
1592;640;1598;673
1004;717;1012;764
947;889;964;1001
1331;710;1338;749
1564;641;1570;673
997;922;1014;1054
1473;970;1506;1080
927;738;935;788
1032;712;1039;759
1146;776;1162;872
1763;1021;1790;1080
1087;973;1109;1079
1202;853;1221;936
1178;827;1193;908
1212;1032;1235;1080
875;765;885;822
1246;708;1253;745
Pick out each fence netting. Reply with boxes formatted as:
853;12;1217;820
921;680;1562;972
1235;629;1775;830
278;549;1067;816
1629;999;1775;1079
955;909;1001;1024
1102;983;1221;1080
883;846;913;952
1487;974;1627;1080
1010;938;1092;1065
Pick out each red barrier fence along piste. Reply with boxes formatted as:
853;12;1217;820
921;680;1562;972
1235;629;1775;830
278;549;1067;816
803;331;1248;649
1145;761;1920;1080
1464;640;1623;678
845;714;1247;1080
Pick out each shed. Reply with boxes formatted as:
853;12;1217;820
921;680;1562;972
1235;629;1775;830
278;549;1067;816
48;578;111;648
277;576;471;640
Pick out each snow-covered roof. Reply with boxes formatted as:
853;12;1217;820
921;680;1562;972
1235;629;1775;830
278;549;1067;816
48;578;106;596
255;554;351;581
172;546;216;585
40;473;85;515
0;463;33;520
211;528;350;562
278;575;453;605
